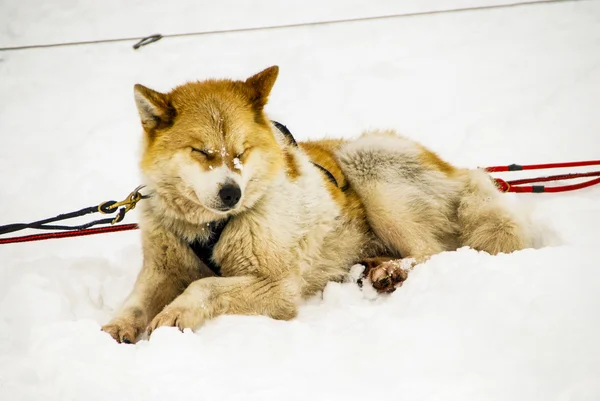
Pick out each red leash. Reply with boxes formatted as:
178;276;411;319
485;160;600;193
0;224;139;245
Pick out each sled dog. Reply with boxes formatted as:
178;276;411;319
102;66;533;343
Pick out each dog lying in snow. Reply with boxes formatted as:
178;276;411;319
102;66;533;343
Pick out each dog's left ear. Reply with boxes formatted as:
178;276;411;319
245;65;279;109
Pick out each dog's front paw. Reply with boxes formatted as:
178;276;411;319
148;300;206;336
101;319;143;344
366;259;409;293
102;307;147;344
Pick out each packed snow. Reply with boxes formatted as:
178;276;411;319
1;1;600;400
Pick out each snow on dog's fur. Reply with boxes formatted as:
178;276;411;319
102;66;533;343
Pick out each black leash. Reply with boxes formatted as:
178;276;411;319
0;186;149;236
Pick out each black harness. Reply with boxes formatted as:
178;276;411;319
188;218;230;276
188;121;347;276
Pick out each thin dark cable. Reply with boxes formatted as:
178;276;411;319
0;0;577;52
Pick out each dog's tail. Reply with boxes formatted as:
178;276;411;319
456;169;535;254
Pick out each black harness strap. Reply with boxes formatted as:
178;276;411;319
271;120;349;192
310;162;349;191
188;218;230;276
272;121;297;147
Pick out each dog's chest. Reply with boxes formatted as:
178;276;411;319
210;175;344;277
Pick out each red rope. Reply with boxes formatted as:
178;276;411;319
494;176;600;193
530;176;600;193
486;161;600;193
485;160;600;172
0;223;139;244
505;171;600;185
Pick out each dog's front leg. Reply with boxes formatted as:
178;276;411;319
102;227;215;343
148;275;298;334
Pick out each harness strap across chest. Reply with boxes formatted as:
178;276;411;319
188;218;229;276
188;120;346;276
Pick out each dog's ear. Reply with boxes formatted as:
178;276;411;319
245;65;279;109
133;84;176;131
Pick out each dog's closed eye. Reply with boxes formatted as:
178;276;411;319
192;148;212;158
235;148;252;160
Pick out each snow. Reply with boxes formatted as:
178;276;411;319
1;0;600;400
233;157;243;171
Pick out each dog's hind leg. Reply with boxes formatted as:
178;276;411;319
362;185;450;263
457;169;533;254
338;131;458;265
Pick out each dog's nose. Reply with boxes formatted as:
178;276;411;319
219;184;241;208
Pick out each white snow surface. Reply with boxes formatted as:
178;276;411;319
1;1;600;400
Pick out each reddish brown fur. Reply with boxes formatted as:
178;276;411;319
417;145;457;175
283;150;301;180
300;140;348;205
140;85;277;171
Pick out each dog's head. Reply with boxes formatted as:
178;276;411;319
134;66;284;220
